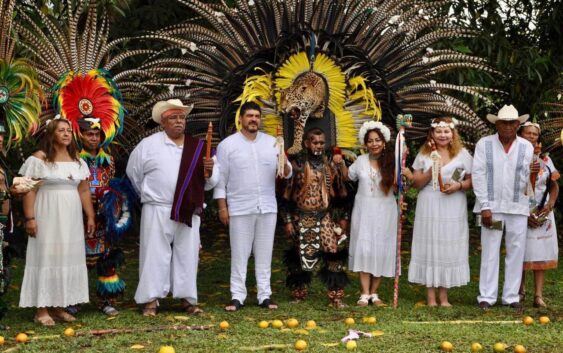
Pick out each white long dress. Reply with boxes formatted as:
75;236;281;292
348;154;398;277
19;156;90;307
408;148;472;288
523;156;558;270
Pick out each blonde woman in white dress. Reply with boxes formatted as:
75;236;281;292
19;119;95;326
403;117;472;307
348;122;397;306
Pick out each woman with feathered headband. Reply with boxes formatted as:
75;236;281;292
347;121;397;306
402;117;473;307
517;121;559;308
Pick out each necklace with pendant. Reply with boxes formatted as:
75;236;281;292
368;163;380;194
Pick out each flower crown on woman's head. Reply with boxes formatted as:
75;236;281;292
45;114;64;127
358;120;391;143
430;118;458;130
520;121;541;133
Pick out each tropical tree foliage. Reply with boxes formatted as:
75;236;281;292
445;0;562;118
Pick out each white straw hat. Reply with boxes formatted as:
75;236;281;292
151;99;193;124
486;104;529;124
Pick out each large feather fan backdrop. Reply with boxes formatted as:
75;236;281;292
13;0;163;158
129;0;504;153
0;0;42;150
541;86;563;160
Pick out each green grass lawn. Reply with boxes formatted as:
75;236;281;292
1;221;561;353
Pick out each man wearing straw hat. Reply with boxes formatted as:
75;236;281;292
126;99;218;316
472;104;536;310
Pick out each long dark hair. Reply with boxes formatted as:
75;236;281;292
364;128;394;195
39;119;80;164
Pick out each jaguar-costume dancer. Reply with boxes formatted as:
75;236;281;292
281;128;349;308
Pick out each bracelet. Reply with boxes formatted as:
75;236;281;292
25;217;35;222
218;208;227;213
458;180;463;190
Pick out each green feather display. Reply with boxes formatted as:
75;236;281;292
0;59;42;149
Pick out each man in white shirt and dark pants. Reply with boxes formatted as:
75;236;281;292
214;101;291;311
473;105;536;310
126;99;219;316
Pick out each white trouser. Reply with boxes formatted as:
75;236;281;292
477;213;527;305
135;203;201;305
229;213;277;304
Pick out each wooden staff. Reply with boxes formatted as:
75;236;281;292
78;324;212;337
204;122;213;178
20;325;212;343
393;114;412;309
402;320;520;325
275;125;285;178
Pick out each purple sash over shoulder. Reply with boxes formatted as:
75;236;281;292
171;134;206;227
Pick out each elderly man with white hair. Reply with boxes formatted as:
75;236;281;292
472;104;537;311
126;99;219;316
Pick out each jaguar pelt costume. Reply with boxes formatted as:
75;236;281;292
281;150;349;308
279;72;328;154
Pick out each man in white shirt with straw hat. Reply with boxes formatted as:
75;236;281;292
127;99;218;316
472;104;536;310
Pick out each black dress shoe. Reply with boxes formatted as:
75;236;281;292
479;301;492;310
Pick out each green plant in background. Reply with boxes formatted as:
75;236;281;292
443;0;562;116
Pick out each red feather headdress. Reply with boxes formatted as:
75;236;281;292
53;69;124;165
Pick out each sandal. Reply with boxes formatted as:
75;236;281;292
101;304;119;316
50;309;76;322
34;314;56;327
182;300;203;315
225;299;244;312
331;299;347;309
357;294;370;307
66;305;80;316
258;298;278;310
533;296;547;308
142;301;158;317
369;293;383;305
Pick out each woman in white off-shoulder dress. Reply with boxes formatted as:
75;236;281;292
348;122;397;306
403;117;472;307
19;119;95;326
